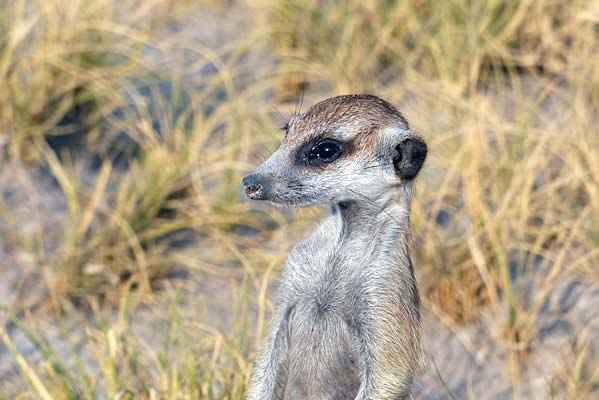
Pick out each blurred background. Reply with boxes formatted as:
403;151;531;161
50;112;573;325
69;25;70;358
0;0;597;398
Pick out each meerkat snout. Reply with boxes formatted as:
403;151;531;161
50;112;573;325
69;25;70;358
242;174;264;199
243;94;426;207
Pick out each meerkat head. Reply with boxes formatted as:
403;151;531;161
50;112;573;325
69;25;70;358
242;94;427;207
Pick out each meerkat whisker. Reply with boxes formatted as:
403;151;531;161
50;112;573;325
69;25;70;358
270;104;291;128
363;162;395;171
346;188;404;228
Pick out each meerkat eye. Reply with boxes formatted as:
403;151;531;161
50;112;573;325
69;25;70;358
307;140;343;165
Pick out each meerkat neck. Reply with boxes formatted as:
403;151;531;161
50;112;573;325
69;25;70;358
332;188;413;243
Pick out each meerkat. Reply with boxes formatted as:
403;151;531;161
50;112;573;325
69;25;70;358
242;94;427;400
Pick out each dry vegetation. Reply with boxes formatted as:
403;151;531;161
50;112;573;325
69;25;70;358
0;0;598;398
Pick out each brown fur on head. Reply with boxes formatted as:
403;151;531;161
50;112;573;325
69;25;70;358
242;94;427;207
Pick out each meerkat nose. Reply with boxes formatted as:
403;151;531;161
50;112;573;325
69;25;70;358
242;174;263;198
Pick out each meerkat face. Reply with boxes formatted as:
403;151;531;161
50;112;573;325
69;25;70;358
242;94;427;207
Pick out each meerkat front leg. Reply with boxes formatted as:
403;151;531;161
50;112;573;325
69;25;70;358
355;294;420;400
247;302;292;400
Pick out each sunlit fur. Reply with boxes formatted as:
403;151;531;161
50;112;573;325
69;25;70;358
245;95;426;400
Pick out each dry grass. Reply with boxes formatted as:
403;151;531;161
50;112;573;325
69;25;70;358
551;324;599;399
0;0;191;160
0;0;598;398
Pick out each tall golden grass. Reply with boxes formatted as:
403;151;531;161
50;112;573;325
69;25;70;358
0;0;597;398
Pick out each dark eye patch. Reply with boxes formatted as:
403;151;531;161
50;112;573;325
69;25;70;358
299;138;347;166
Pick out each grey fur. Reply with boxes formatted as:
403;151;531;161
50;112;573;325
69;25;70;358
244;95;426;400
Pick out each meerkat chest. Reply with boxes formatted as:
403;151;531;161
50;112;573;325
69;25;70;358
282;221;377;315
279;223;369;397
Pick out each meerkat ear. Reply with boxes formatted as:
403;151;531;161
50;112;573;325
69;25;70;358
393;137;427;181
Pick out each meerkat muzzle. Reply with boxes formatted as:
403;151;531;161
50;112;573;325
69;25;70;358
242;174;264;199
